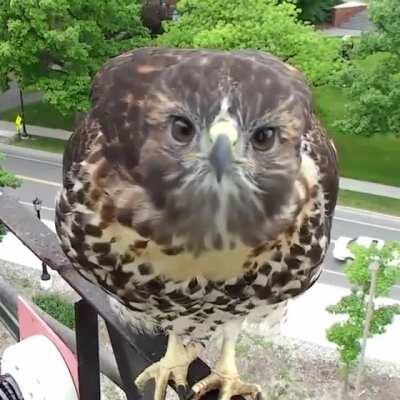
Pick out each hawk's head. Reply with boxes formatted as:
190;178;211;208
90;49;313;252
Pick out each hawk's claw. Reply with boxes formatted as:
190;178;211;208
134;334;201;400
255;391;264;400
191;371;264;400
135;361;190;400
177;384;189;400
185;388;195;400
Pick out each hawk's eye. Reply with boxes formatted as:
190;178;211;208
171;117;195;143
251;126;278;151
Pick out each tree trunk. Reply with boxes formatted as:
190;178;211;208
354;262;379;397
341;366;350;400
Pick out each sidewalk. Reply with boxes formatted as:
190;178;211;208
322;27;363;37
0;120;71;141
0;219;56;272
282;278;400;365
340;177;400;200
0;220;399;365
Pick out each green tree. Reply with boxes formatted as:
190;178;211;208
326;241;400;396
0;155;21;240
157;0;342;85
335;0;400;136
0;0;150;115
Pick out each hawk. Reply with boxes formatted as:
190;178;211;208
55;47;338;400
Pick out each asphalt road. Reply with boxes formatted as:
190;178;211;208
0;147;61;220
1;146;400;298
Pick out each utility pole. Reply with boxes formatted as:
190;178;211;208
18;86;29;139
32;197;51;282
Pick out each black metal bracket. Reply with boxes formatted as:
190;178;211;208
106;322;152;400
75;300;101;400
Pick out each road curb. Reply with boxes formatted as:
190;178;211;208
0;143;62;165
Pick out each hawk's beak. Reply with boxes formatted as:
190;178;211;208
209;134;234;183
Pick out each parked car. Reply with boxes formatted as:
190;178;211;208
333;236;385;262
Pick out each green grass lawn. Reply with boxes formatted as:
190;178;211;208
2;101;75;131
33;292;75;330
338;189;400;217
313;85;400;187
13;135;66;153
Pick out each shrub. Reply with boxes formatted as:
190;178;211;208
157;0;342;85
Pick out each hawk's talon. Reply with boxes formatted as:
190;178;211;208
177;384;189;400
185;388;196;400
134;334;201;400
191;371;263;400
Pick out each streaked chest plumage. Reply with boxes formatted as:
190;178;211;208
56;158;329;341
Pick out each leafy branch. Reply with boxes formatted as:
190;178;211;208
326;241;400;398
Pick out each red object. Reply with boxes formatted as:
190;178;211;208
17;297;79;395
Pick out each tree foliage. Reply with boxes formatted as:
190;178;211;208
157;0;342;85
0;0;150;115
335;0;400;136
326;241;400;370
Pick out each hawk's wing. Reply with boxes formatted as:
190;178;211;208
309;117;339;222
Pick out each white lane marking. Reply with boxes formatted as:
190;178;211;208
324;269;348;278
3;153;62;167
19;201;56;212
16;174;62;187
336;205;400;222
334;216;400;233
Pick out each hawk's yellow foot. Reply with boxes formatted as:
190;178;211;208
190;322;264;400
134;333;202;400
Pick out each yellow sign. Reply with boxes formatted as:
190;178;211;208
15;115;22;133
